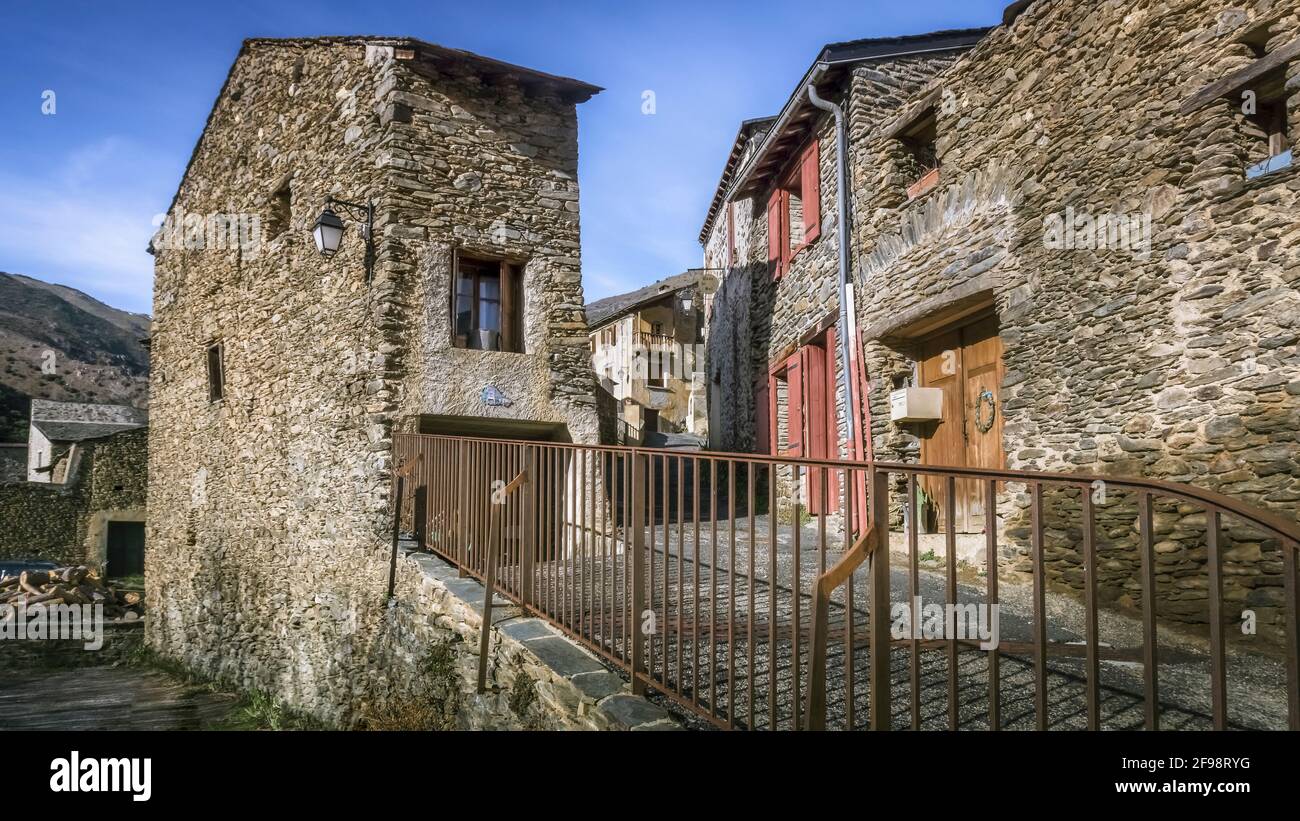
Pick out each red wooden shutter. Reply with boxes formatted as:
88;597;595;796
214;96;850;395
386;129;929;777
726;202;736;267
801;140;821;243
804;344;827;513
823;328;840;513
785;354;803;457
766;190;782;279
780;190;792;272
825;327;838;457
754;379;770;454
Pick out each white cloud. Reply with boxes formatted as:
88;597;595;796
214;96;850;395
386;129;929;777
0;137;164;310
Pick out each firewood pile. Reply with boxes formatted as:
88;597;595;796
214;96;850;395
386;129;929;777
0;567;143;621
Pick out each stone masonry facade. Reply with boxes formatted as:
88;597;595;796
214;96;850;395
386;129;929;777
146;37;601;724
704;1;1300;641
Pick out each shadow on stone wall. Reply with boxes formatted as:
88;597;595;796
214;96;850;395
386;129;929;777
999;484;1291;646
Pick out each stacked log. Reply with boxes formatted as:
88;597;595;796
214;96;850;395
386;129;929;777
0;566;144;621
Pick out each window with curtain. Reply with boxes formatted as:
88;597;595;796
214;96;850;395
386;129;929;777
453;254;523;352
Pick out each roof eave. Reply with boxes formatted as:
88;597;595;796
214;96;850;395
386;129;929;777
702;27;992;234
696;117;778;244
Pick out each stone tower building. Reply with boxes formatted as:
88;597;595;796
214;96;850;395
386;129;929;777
146;36;601;718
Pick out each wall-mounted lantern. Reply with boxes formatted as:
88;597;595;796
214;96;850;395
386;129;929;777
313;196;374;281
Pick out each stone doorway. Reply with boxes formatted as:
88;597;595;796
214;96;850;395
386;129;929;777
106;520;145;579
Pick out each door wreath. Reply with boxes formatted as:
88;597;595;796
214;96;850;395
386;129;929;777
974;388;996;434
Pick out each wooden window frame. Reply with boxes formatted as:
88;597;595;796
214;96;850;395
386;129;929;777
1181;38;1299;173
900;107;940;200
206;341;225;403
766;137;822;279
1246;80;1291;159
452;252;524;353
267;174;293;239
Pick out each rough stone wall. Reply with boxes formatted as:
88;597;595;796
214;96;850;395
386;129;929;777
0;445;24;483
146;38;599;724
147;41;398;724
706;2;1300;639
369;548;678;730
85;428;148;513
383;55;599;442
0;482;81;564
81;428;149;568
0;428;147;566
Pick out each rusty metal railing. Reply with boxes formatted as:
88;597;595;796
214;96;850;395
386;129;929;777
804;462;1300;731
393;433;1300;731
477;466;529;692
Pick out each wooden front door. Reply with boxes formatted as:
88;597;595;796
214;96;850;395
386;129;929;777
918;314;1004;533
106;521;145;579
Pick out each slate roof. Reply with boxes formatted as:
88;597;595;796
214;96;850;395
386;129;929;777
29;400;147;443
697;116;777;246
698;26;992;242
585;271;702;330
31;421;145;444
30;399;147;425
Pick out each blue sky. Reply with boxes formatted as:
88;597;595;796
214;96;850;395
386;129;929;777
0;0;1004;315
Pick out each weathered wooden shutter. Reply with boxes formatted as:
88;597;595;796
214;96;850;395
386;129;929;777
822;330;841;513
726;202;736;267
801;140;821;243
785;354;803;457
825;327;839;459
803;344;826;512
500;262;517;353
754;378;771;454
766;190;783;279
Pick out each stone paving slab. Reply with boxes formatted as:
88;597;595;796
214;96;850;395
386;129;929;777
522;637;607;677
500;618;555;642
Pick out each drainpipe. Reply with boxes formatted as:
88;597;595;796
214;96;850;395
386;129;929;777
805;71;857;453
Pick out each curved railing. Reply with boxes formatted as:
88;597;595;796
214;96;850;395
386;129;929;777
393;433;1300;731
805;461;1300;731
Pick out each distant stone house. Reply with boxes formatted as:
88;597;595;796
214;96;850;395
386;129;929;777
586;270;712;443
703;1;1300;633
0;400;148;573
146;36;602;719
26;399;148;483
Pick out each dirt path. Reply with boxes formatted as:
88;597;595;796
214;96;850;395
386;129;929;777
0;666;238;731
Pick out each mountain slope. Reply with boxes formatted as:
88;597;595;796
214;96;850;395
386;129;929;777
0;272;149;442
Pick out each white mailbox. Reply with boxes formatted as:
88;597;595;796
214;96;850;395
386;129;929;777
889;387;944;423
